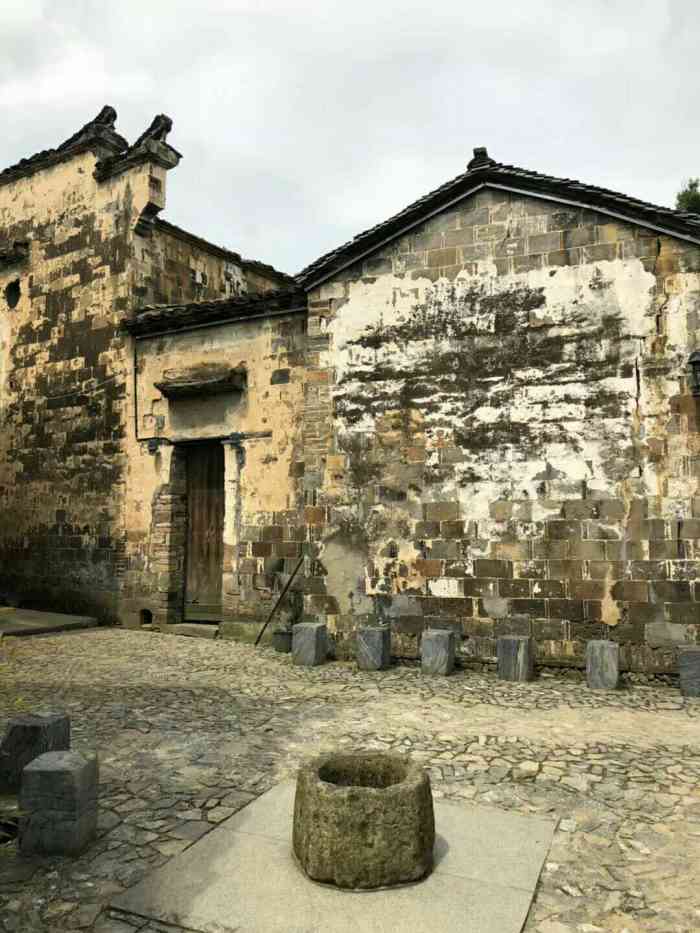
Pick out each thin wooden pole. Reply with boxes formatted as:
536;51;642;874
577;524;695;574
254;555;305;646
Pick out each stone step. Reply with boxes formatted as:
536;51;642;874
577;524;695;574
168;624;219;640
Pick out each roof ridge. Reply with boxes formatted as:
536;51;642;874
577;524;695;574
153;218;293;282
0;106;128;187
124;285;307;336
296;149;700;287
134;284;305;316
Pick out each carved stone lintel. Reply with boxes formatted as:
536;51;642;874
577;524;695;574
154;365;247;399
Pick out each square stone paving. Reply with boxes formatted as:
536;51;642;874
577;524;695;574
111;780;556;933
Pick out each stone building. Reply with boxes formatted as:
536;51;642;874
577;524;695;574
0;107;290;620
3;110;700;674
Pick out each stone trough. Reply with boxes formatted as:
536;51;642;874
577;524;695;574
293;751;435;889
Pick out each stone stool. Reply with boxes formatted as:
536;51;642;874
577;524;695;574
586;640;620;690
679;647;700;697
497;635;535;682
356;625;391;671
421;629;456;676
292;622;327;667
19;750;98;856
0;711;70;794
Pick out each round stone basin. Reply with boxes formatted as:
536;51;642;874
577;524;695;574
292;751;435;890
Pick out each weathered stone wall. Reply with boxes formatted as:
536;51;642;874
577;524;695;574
120;312;307;627
0;150;145;617
134;220;246;307
0;132;286;620
305;189;700;671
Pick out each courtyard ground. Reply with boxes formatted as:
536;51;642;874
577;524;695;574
1;628;700;933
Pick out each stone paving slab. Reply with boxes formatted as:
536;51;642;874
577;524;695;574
111;780;555;933
3;630;700;932
0;608;97;637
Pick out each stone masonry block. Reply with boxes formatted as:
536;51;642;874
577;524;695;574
679;647;700;697
421;629;456;676
497;635;535;682
356;625;391;671
292;622;327;667
586;640;620;690
19;750;98;856
0;711;70;794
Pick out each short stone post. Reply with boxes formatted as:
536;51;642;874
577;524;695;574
19;750;98;856
272;629;293;653
0;711;70;794
421;629;456;676
356;625;391;671
586;640;620;690
497;635;535;682
292;622;327;667
679;647;700;697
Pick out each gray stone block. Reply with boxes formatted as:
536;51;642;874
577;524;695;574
586;640;620;690
272;629;293;653
292;622;327;667
679;647;700;697
19;750;98;856
356;625;391;671
497;635;534;682
421;629;456;676
0;711;70;794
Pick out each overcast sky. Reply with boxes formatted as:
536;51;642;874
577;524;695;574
2;1;699;275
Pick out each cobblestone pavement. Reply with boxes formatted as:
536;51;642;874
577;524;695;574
1;629;700;933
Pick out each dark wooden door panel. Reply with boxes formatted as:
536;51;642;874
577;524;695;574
185;442;224;619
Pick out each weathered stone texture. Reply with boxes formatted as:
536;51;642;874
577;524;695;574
19;750;98;856
497;635;535;682
303;188;700;672
293;752;435;889
679;647;700;697
356;624;391;670
292;621;327;666
121;311;307;626
421;628;456;675
0;110;290;623
586;640;620;690
0;711;70;793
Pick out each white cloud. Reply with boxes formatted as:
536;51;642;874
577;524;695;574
0;0;698;273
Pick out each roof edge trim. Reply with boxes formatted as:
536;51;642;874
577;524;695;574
129;304;308;340
300;182;700;292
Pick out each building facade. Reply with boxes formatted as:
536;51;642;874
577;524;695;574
0;107;288;620
3;113;700;673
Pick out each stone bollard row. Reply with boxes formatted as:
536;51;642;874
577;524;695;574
284;622;700;697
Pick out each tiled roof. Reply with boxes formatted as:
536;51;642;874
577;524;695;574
240;256;295;285
154;219;294;285
122;286;307;336
0;106;128;187
296;148;700;288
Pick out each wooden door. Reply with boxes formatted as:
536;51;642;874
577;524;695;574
184;442;224;620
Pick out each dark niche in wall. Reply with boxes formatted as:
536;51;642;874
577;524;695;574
4;279;20;309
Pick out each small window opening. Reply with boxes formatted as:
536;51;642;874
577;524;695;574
140;608;153;626
4;280;20;309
